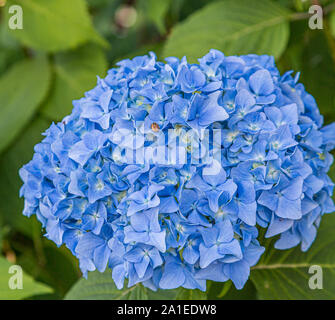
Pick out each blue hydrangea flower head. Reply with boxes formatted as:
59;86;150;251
19;50;335;291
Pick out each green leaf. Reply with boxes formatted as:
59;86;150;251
278;24;335;125
208;279;258;300
5;0;107;52
13;238;80;297
146;288;179;300
0;229;3;253
217;280;232;298
138;0;171;34
64;270;148;300
0;256;52;300
0;55;50;154
330;10;335;38
250;213;335;299
163;0;290;62
221;280;258;300
65;268;209;300
299;30;335;125
41;44;107;121
65;269;208;300
39;244;80;295
175;287;207;300
0;117;50;236
0;18;24;75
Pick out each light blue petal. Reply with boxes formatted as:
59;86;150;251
159;263;185;289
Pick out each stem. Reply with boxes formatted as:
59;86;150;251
217;280;232;298
290;12;311;21
32;218;46;267
290;2;335;21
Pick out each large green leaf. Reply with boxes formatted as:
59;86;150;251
163;0;291;62
208;279;257;300
299;30;335;125
0;18;24;75
0;55;50;153
278;24;335;125
0;256;52;300
5;0;107;52
13;239;80;297
0;117;50;236
250;213;335;299
65;270;149;300
64;269;208;300
41;44;107;121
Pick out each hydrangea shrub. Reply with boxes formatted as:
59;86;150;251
19;50;335;291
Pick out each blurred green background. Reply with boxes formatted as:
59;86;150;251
0;0;335;300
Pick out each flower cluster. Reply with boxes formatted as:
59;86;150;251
20;50;335;291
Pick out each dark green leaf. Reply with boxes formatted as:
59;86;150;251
250;213;335;299
163;0;291;62
278;24;335;125
14;240;80;297
0;117;50;235
41;44;107;121
299;30;335;125
65;268;209;300
146;288;179;300
0;55;50;153
175;287;207;300
330;9;335;38
65;270;148;300
208;280;258;300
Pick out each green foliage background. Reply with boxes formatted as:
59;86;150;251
0;0;335;300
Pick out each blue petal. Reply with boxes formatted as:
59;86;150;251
249;69;274;96
223;260;250;290
159;263;185;289
199;244;222;268
276;197;301;220
135;256;150;278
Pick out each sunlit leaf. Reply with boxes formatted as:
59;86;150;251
164;0;291;62
5;0;107;52
0;257;52;300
